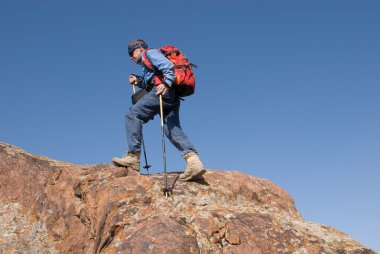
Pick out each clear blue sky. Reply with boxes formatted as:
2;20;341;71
1;0;379;251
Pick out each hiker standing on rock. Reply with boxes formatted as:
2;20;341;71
112;39;206;181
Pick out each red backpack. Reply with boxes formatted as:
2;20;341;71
141;45;196;97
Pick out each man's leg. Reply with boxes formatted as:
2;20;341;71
164;103;206;181
112;90;160;170
163;103;196;155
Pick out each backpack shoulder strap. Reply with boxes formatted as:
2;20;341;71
141;49;154;70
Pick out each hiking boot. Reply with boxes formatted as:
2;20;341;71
112;152;140;171
180;152;206;181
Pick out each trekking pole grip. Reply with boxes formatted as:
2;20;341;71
132;84;136;94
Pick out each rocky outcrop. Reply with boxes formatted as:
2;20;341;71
0;142;375;254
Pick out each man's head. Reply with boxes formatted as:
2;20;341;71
128;39;148;62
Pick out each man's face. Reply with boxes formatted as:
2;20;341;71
130;47;143;63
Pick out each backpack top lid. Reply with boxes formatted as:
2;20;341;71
142;46;195;70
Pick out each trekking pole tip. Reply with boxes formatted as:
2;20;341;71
162;187;173;198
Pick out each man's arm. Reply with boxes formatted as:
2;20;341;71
145;49;175;87
129;74;142;87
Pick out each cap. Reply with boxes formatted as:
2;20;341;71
128;40;148;56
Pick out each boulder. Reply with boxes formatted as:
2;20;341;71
0;142;375;253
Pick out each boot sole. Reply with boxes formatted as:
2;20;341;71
112;160;128;167
112;160;140;172
181;168;206;182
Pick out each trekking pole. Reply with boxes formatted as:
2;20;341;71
132;84;151;174
159;95;171;198
132;84;136;94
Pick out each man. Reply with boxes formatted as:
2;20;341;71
112;39;206;181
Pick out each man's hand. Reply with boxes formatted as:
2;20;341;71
156;83;170;96
129;75;139;86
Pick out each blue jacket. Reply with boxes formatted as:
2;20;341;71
136;49;175;89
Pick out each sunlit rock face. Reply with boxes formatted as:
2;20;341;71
0;142;376;254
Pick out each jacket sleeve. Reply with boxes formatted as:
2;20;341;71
140;68;150;89
145;49;175;87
